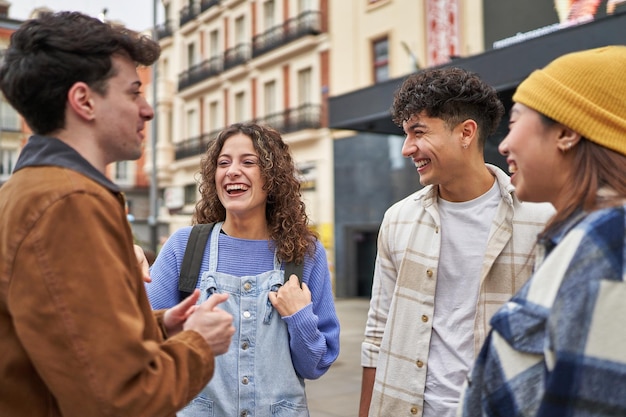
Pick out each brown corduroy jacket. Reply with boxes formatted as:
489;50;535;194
0;148;214;416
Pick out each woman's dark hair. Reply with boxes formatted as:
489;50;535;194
0;11;160;135
193;123;318;264
391;67;504;148
538;114;626;238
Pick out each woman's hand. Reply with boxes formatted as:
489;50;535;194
162;289;201;336
269;274;312;316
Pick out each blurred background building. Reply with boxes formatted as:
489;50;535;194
6;0;626;297
0;0;26;188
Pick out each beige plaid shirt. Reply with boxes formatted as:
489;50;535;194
362;165;554;417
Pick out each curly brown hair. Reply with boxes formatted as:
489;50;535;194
391;67;504;148
193;123;318;264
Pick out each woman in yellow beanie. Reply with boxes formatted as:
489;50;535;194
458;45;626;416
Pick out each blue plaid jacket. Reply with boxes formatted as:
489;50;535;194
459;204;626;417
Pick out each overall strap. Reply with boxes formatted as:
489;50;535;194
178;223;215;301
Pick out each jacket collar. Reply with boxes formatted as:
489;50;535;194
14;135;120;192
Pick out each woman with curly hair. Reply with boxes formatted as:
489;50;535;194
147;122;340;416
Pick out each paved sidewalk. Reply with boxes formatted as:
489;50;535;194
306;297;370;417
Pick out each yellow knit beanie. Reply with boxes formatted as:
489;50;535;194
513;45;626;156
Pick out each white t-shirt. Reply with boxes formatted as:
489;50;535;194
423;180;501;417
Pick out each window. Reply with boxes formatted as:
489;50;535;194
187;109;199;138
234;92;246;122
209;29;220;58
115;161;129;182
298;0;312;13
184;183;197;205
264;0;275;29
0;147;17;180
297;67;312;105
235;16;246;45
1;98;21;131
187;42;197;68
209;101;219;132
373;37;389;83
264;80;276;115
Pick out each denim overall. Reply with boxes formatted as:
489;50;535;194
178;222;309;417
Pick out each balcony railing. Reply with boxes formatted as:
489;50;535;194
179;2;200;27
252;11;321;58
155;20;173;40
174;130;221;160
178;56;224;90
254;104;322;134
200;0;220;13
224;43;252;71
174;104;322;160
177;43;251;91
176;11;322;91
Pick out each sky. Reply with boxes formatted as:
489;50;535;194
10;0;161;32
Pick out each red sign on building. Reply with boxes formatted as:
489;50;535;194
426;0;460;66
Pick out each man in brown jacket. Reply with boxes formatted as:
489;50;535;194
0;11;235;417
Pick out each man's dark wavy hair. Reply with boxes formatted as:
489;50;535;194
0;11;160;135
391;67;504;148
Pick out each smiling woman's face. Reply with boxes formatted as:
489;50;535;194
215;133;268;219
498;103;573;209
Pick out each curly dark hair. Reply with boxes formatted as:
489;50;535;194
193;123;318;264
391;67;504;148
0;11;160;135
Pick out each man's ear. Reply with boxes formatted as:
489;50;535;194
67;82;95;121
459;119;478;149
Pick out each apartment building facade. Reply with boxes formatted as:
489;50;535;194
148;0;626;297
149;0;334;265
148;0;489;297
0;2;25;186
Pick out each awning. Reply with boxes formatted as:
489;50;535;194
329;11;626;135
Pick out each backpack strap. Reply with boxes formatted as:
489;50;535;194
284;260;304;287
178;223;215;301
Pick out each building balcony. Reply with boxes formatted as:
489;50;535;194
255;103;322;134
176;43;251;91
178;56;224;91
179;2;200;27
252;11;322;58
155;20;173;40
200;0;220;13
174;130;221;160
173;104;321;160
224;43;252;71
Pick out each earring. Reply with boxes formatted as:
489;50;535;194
462;143;468;149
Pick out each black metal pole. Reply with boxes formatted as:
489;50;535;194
149;0;159;253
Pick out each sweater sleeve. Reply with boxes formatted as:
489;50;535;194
283;240;341;379
146;227;193;309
